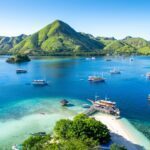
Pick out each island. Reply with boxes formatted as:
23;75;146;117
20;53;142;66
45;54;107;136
6;54;30;63
21;114;126;150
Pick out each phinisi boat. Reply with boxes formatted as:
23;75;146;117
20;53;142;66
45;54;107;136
16;69;27;73
87;96;120;116
110;68;121;74
32;80;48;86
88;76;105;82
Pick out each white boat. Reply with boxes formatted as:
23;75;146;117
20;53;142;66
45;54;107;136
91;57;96;60
32;80;48;86
86;57;96;60
110;68;121;74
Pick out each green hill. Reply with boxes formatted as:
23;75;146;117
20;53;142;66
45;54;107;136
122;36;150;49
0;34;27;54
96;37;116;46
10;20;104;55
1;20;150;56
103;40;136;54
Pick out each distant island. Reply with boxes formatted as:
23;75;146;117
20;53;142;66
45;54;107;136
6;54;30;63
1;20;150;56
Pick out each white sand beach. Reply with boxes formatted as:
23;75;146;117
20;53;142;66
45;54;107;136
93;113;150;150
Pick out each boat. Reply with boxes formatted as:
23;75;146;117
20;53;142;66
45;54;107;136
91;57;96;60
30;132;46;136
87;96;120;116
88;76;105;82
148;94;150;100
16;69;27;73
32;80;48;86
85;57;96;60
82;104;90;108
130;57;134;62
146;72;150;79
105;58;112;61
110;68;121;74
60;99;69;106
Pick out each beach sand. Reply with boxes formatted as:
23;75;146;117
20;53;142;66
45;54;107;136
93;113;150;150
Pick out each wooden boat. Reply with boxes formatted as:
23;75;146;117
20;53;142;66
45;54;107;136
88;76;105;82
16;69;27;73
87;96;120;116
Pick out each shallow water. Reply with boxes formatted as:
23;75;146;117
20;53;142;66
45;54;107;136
0;56;150;148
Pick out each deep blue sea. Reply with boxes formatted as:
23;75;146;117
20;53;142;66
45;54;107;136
0;56;150;148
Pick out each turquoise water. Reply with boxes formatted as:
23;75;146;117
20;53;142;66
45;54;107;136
0;56;150;148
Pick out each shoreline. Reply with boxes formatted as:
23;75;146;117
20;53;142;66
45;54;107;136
93;113;150;150
0;111;150;149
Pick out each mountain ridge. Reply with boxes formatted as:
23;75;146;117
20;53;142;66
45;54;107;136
10;20;104;55
0;20;150;55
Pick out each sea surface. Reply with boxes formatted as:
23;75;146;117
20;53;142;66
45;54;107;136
0;56;150;149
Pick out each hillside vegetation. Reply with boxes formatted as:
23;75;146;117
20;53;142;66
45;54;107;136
10;20;103;55
0;34;27;54
0;20;150;55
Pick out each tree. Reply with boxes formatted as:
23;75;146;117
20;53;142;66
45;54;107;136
54;114;110;144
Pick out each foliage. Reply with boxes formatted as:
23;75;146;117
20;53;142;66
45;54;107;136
22;114;110;149
110;143;127;150
0;34;27;54
54;113;110;144
6;54;30;63
22;134;51;150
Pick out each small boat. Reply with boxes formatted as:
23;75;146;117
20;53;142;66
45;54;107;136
105;58;112;61
130;57;134;62
82;104;90;108
32;80;48;86
86;57;96;60
31;132;46;136
91;57;96;60
88;76;105;82
16;69;27;73
148;94;150;100
110;68;121;74
60;99;69;106
146;72;150;79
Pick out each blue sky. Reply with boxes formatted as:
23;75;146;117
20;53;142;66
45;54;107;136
0;0;150;39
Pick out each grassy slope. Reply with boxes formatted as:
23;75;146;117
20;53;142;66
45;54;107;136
0;34;27;54
11;20;104;55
